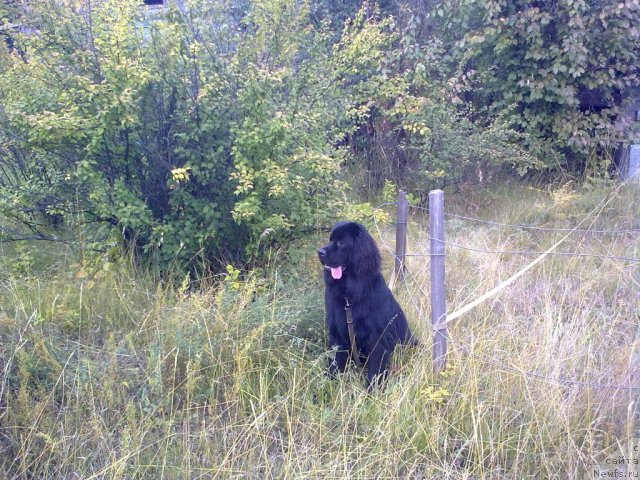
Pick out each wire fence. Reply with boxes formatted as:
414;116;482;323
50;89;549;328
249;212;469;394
377;205;640;263
372;191;640;392
443;211;640;234
420;238;640;263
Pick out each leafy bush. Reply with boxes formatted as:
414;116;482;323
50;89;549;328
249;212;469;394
0;0;384;270
330;2;542;197
336;0;640;193
434;0;640;173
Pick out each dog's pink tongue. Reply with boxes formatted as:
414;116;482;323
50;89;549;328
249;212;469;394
330;266;342;280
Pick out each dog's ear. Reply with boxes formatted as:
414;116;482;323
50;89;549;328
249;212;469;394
351;223;381;277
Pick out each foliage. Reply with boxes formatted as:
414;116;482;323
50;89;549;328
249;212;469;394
335;0;639;192
388;85;540;194
338;1;541;197
0;0;384;270
435;0;640;173
1;0;638;271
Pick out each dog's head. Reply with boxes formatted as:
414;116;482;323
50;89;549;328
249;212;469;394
317;222;381;280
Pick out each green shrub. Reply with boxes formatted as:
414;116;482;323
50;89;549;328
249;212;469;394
434;0;640;173
0;0;382;270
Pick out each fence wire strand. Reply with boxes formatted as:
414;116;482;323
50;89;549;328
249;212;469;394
375;205;640;262
443;211;640;234
409;205;640;234
432;238;640;263
381;236;640;262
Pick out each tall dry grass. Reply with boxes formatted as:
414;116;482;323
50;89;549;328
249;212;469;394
0;180;639;478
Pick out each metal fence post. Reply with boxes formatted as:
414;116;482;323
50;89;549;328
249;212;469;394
390;190;409;289
429;189;447;374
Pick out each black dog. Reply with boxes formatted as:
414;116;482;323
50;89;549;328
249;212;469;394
318;221;415;388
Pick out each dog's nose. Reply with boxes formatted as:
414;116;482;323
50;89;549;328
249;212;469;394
317;248;326;258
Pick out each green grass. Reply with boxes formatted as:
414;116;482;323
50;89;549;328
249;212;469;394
1;180;639;478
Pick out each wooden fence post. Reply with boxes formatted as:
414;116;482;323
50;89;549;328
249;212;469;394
429;189;447;374
389;190;409;289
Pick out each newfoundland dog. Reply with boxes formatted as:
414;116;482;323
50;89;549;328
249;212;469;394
318;221;416;388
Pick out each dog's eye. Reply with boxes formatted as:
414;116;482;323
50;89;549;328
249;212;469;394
337;240;344;248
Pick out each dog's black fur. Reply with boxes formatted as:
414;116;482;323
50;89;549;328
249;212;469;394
318;221;415;388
